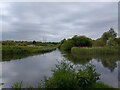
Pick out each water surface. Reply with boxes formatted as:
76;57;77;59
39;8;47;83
1;49;119;88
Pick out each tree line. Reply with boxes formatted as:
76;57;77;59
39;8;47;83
60;28;120;52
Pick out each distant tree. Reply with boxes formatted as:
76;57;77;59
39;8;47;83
60;39;66;44
33;40;36;44
102;28;117;41
72;36;92;47
60;35;92;52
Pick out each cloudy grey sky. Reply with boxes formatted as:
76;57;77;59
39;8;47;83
1;2;118;42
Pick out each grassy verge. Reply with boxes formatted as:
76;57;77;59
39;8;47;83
71;46;120;55
2;45;59;61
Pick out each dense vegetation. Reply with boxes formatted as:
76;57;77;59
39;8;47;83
60;36;92;52
2;41;59;61
2;40;59;46
71;46;120;55
11;60;112;89
60;28;120;52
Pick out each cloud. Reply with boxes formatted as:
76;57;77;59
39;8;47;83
1;2;118;41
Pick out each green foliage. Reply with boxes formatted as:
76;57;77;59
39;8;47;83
71;47;119;56
106;38;118;46
2;40;28;46
12;81;23;89
44;60;100;89
2;40;60;46
60;35;92;52
92;38;105;47
95;82;112;88
2;45;58;61
114;38;120;46
101;28;117;41
72;36;92;47
32;40;36;44
60;39;75;52
12;81;42;90
60;39;66;44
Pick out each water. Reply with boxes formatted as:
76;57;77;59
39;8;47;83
1;49;119;88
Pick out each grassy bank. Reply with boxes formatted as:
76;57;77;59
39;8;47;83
71;46;120;55
2;45;59;61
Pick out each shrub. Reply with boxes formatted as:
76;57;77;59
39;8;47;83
44;60;100;89
72;36;92;47
92;39;105;47
60;39;75;52
60;35;92;52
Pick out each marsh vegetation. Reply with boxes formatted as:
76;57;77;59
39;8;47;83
2;41;59;61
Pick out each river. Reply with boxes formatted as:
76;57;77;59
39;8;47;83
1;49;119;88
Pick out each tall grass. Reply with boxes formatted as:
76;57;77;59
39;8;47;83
2;45;59;61
71;46;120;55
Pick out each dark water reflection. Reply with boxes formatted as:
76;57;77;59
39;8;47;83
64;53;119;72
1;49;119;88
64;53;119;88
2;49;64;88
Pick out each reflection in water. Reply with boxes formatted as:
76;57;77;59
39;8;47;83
2;49;64;88
1;49;119;88
64;53;119;72
64;53;119;88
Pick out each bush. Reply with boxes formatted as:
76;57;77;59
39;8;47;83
60;35;92;52
92;39;105;47
72;36;92;47
44;60;100;89
60;39;75;52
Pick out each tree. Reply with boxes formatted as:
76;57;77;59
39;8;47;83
102;28;117;41
72;36;92;47
60;39;66;44
60;35;92;52
32;40;36;44
60;39;75;52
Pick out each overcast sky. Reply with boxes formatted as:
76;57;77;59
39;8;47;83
0;2;118;42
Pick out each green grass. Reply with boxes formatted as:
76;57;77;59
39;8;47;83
71;46;120;55
11;82;113;89
95;82;112;88
2;45;59;61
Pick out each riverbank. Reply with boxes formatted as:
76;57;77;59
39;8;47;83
71;46;120;55
2;45;59;61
